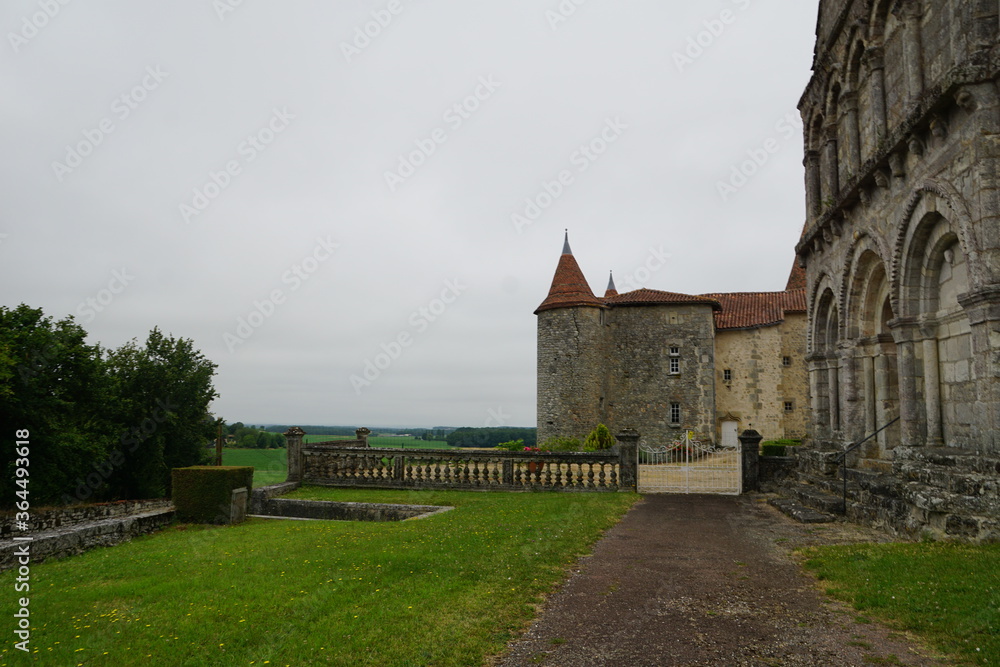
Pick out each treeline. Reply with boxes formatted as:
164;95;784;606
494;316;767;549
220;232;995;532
0;305;219;506
262;425;454;441
226;423;284;448
447;427;537;448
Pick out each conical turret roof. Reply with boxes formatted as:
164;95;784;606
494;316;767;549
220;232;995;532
535;232;605;314
605;271;618;297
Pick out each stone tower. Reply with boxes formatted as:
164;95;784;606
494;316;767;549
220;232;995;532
535;233;608;444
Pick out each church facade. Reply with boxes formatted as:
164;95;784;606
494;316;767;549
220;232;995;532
536;235;808;447
791;0;1000;539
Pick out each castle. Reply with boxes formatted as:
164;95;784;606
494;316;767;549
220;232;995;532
790;0;1000;540
536;233;809;447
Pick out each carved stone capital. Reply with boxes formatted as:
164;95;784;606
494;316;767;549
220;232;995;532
889;152;906;177
955;88;977;112
907;135;925;156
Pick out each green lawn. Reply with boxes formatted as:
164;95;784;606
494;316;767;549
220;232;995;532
802;541;1000;665
1;488;637;666
220;448;287;487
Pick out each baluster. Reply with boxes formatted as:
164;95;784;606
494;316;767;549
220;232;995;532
462;460;471;485
553;462;563;488
610;464;618;488
587;463;595;488
598;465;606;488
514;464;522;487
472;460;480;486
543;461;552;487
492;460;500;485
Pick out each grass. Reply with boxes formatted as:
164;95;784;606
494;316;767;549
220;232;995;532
302;434;452;450
1;487;637;666
220;448;287;487
802;541;1000;665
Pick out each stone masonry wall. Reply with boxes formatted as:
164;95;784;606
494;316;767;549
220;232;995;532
537;306;608;443
605;304;717;444
714;315;808;443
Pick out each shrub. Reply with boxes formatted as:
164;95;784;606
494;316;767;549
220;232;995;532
761;444;787;456
583;424;615;451
171;466;253;523
494;439;525;452
539;437;582;452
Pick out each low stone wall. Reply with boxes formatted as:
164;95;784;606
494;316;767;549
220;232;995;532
0;507;174;571
759;456;798;491
256;498;451;522
0;498;172;538
249;482;301;514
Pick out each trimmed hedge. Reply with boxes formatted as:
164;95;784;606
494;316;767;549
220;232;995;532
172;466;254;524
761;444;787;456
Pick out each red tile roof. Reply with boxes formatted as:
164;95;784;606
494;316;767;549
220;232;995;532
785;262;807;291
604;288;721;310
535;253;605;313
700;290;806;330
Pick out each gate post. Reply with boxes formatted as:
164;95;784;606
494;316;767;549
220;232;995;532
615;428;640;492
284;427;306;482
738;429;763;493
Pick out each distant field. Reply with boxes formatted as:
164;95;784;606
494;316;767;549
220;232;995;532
220;448;287;487
303;434;452;449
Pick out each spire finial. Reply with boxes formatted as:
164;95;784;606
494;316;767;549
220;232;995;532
562;230;572;255
604;270;618;298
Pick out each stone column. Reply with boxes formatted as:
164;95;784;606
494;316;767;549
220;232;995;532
960;287;1000;452
804;150;822;220
891;319;922;447
828;355;841;435
863;353;877;437
921;331;943;445
841;91;861;174
615;428;640;492
823;123;840;201
284;426;306;482
865;46;887;142
738;430;763;493
808;356;829;444
897;4;924;102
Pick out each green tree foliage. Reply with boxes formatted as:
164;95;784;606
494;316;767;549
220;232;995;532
103;328;218;499
446;427;537;448
583;424;615;451
0;305;113;505
0;306;220;506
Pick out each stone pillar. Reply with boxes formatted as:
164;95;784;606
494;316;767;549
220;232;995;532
738;430;763;493
922;333;943;445
823;123;840;201
865;46;887;141
960;287;1000;453
284;426;305;482
841;91;861;174
355;427;371;448
615;428;640;492
808;356;829;444
863;353;877;437
898;4;924;102
805;150;822;220
892;318;922;447
874;352;891;451
828;356;841;434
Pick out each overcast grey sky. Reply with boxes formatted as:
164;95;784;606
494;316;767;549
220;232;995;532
1;0;820;429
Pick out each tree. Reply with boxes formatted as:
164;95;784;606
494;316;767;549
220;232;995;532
103;328;218;499
0;304;113;505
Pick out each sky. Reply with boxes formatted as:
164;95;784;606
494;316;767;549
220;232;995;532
0;0;821;429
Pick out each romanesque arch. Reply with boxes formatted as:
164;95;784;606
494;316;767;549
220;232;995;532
893;187;976;447
810;277;841;440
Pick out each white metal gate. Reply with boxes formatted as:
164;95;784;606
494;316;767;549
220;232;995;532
638;432;741;495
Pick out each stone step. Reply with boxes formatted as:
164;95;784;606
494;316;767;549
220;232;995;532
768;497;836;524
794;485;846;514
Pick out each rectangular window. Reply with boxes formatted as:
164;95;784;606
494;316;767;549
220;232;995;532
784;401;794;412
723;369;732;382
670;403;680;424
782;356;791;367
669;357;679;374
669;346;679;356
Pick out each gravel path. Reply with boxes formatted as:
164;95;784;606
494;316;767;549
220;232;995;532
497;494;952;667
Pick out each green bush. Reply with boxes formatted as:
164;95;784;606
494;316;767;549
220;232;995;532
761;439;802;446
583;424;615;451
494;439;525;452
761;444;787;456
171;466;253;523
539;436;582;452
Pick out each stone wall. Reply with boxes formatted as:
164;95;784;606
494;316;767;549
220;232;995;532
605;304;717;444
0;498;171;538
537;306;608;443
714;314;809;442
